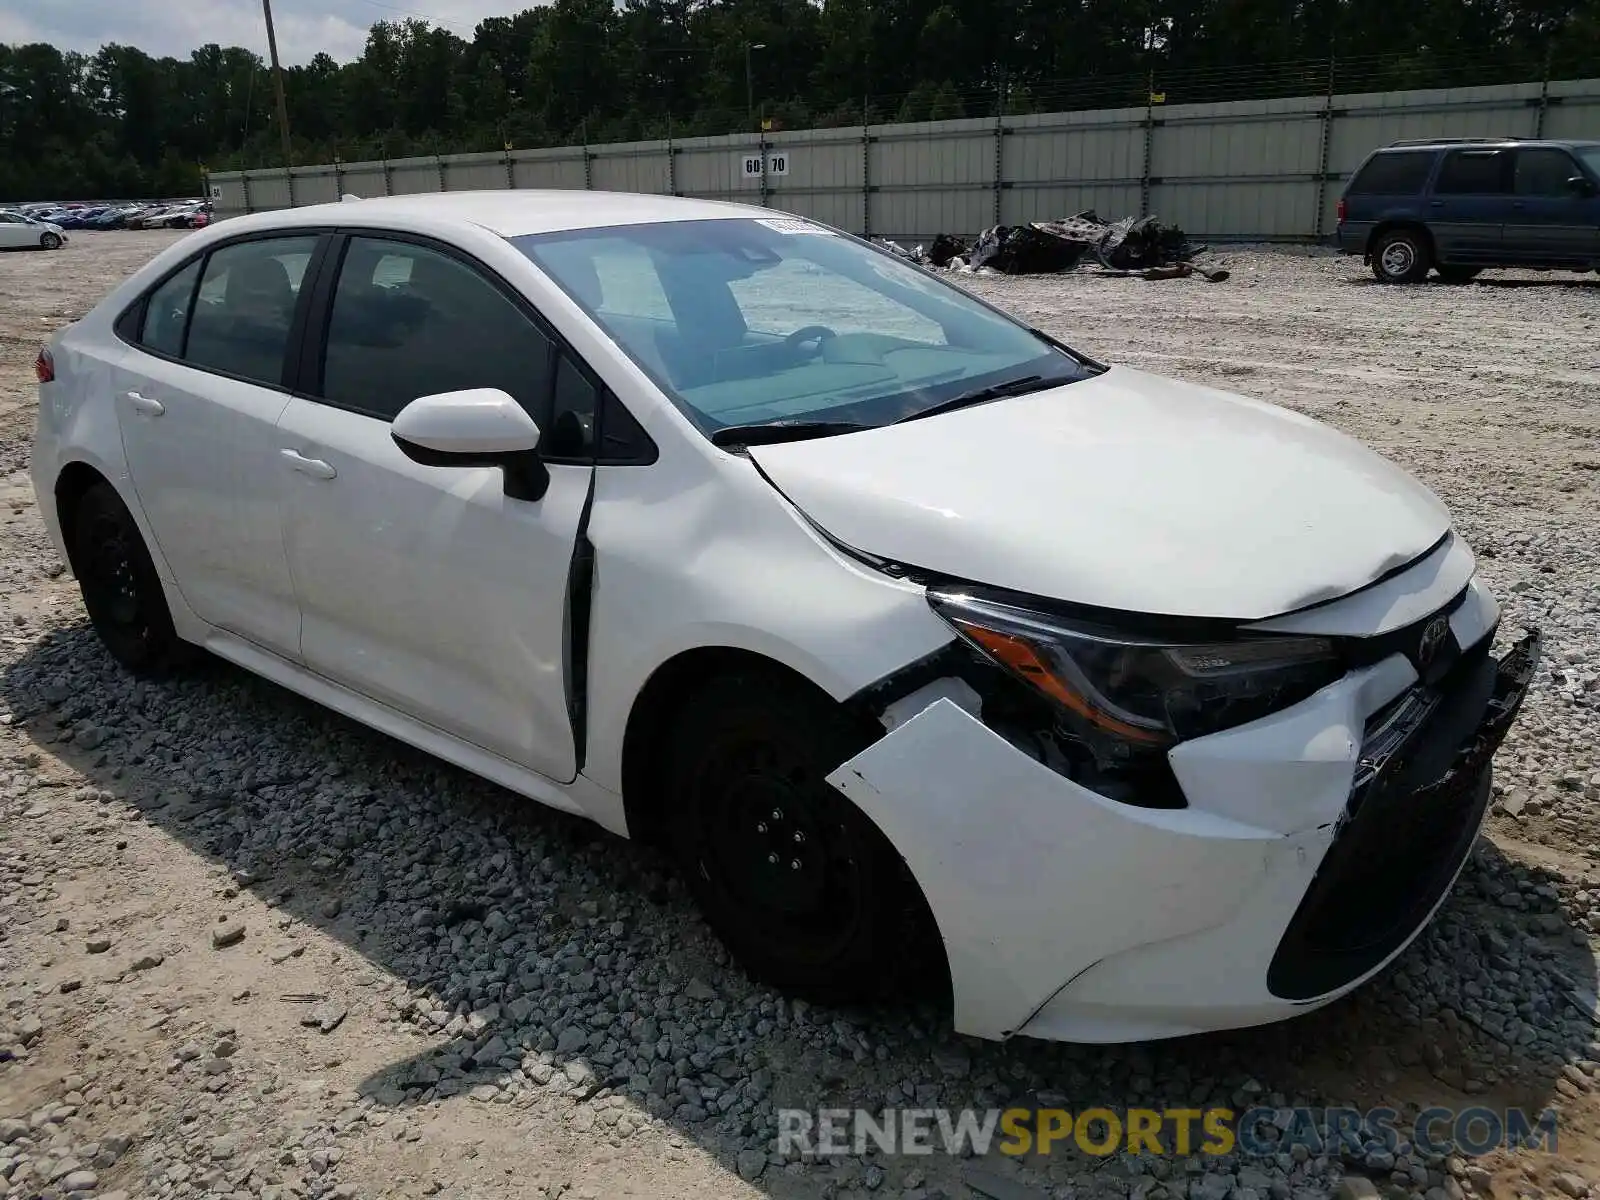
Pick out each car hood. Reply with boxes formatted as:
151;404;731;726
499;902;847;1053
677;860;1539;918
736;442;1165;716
747;366;1452;620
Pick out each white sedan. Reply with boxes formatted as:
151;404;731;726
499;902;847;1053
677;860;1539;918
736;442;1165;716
0;210;66;250
31;191;1537;1043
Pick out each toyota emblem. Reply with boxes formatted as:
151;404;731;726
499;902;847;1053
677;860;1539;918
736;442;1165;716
1417;616;1449;668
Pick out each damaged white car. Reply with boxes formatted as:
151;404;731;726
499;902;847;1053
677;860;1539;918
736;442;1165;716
32;191;1537;1043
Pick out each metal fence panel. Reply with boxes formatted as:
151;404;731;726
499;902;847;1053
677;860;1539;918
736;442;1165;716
208;75;1600;241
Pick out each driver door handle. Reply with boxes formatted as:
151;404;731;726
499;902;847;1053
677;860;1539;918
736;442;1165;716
124;390;164;416
280;449;337;480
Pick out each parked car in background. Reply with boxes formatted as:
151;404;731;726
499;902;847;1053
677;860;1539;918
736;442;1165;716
0;210;67;250
32;191;1537;1044
1337;137;1600;282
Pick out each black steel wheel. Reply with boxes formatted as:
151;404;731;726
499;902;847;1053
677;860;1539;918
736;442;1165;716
70;482;190;674
665;670;942;1003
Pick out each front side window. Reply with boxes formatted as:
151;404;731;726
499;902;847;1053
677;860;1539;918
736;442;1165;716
1577;146;1600;180
139;259;202;358
320;237;554;422
515;218;1092;436
1514;148;1582;197
1434;150;1508;195
185;237;317;386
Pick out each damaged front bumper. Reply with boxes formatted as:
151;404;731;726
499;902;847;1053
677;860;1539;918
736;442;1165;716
827;623;1539;1044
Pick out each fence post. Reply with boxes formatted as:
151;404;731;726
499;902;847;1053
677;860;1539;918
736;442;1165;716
504;141;514;189
285;167;296;209
436;153;448;192
583;120;593;190
1313;55;1336;241
666;115;677;196
1139;72;1154;218
241;171;252;214
993;78;1006;226
1535;46;1552;137
332;155;343;197
861;95;872;238
381;158;392;196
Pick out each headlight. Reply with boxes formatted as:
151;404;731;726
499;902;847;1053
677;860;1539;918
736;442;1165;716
929;588;1342;762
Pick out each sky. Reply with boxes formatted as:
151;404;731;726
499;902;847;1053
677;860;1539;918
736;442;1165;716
0;0;543;65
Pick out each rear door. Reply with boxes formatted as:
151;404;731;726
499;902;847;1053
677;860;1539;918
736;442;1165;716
1505;146;1600;266
1428;148;1511;263
113;233;323;659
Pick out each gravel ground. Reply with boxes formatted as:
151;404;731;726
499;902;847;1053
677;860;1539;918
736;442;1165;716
1;231;1599;1200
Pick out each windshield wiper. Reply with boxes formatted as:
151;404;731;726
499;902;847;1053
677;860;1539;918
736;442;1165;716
710;419;876;447
894;374;1060;423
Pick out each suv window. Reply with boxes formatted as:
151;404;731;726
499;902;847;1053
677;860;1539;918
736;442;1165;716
1514;148;1581;196
185;237;317;386
1348;151;1435;195
139;259;202;357
1434;150;1509;195
320;237;555;422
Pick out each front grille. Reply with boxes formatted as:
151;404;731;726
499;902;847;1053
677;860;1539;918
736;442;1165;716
1266;630;1539;1002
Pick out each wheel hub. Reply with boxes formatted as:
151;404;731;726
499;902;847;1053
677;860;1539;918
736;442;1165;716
1382;242;1414;275
715;772;830;916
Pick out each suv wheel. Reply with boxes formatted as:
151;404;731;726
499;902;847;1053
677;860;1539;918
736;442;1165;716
1371;229;1430;284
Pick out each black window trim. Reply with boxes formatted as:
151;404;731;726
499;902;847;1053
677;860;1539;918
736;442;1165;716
298;226;655;466
113;227;339;396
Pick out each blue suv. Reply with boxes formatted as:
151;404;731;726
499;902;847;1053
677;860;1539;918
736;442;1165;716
1336;138;1600;283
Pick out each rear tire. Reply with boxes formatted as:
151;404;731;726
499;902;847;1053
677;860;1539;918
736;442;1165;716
1435;265;1481;284
40;232;61;250
664;670;942;1004
1371;229;1430;283
70;482;191;675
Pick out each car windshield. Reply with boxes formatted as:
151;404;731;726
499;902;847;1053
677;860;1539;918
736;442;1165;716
513;218;1093;436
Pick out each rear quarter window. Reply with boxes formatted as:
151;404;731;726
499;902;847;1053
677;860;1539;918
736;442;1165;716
1348;152;1435;195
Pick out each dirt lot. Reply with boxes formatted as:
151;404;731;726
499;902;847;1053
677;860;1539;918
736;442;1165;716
1;230;1598;1200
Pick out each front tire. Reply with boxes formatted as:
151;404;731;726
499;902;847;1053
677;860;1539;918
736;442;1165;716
1371;229;1430;283
40;232;61;250
70;482;190;675
664;670;941;1004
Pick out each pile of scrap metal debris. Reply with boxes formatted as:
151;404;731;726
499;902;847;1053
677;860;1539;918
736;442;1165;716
877;211;1229;282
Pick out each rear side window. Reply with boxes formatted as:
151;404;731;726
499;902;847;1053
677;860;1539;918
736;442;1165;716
1348;151;1434;195
319;236;555;423
184;237;318;387
1514;148;1581;196
138;259;201;357
1434;150;1509;194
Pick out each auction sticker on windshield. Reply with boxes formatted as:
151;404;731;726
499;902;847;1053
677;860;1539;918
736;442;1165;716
755;217;836;236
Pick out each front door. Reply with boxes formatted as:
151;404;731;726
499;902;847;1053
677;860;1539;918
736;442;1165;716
1428;148;1510;263
114;235;318;660
1505;146;1600;266
276;234;597;781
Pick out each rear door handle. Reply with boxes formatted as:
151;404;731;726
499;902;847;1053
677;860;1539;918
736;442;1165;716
1429;200;1445;208
124;390;164;416
280;449;337;480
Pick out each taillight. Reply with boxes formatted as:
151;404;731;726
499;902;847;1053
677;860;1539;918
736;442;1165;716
1336;198;1347;222
35;347;55;384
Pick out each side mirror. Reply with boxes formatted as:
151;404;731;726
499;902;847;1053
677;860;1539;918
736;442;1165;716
1567;175;1597;198
391;388;550;501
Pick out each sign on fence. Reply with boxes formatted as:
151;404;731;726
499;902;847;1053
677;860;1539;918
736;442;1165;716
740;153;790;177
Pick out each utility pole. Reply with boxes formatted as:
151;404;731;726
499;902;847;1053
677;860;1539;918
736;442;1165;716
745;42;765;130
262;0;294;169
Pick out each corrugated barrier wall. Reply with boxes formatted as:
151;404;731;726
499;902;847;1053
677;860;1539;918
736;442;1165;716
206;76;1600;243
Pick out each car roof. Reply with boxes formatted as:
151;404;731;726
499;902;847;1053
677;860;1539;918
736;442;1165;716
237;190;768;239
1377;138;1600;151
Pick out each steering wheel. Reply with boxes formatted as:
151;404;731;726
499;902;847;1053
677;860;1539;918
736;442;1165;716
783;325;837;359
